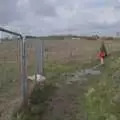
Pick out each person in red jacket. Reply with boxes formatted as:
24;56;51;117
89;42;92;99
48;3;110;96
98;50;105;65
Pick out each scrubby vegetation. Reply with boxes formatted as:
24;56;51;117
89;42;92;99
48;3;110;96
86;52;120;120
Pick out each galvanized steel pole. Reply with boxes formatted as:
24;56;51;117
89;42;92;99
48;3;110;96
21;36;28;106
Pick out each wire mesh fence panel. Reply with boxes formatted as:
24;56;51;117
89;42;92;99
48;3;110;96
0;38;21;120
26;39;36;76
26;39;36;97
0;40;20;88
27;38;44;76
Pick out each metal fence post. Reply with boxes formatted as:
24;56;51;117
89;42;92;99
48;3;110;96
21;36;28;106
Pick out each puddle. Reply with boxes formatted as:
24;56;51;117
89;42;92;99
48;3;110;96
65;65;101;84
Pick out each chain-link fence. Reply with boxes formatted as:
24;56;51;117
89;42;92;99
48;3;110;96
0;37;21;120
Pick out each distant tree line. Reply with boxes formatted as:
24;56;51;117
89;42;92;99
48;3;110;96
2;35;116;41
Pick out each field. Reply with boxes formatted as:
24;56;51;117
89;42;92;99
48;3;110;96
0;38;120;120
44;39;120;62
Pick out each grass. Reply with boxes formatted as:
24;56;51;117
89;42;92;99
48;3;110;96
13;84;57;120
12;58;100;120
0;59;78;120
12;60;82;120
85;52;120;120
44;60;82;83
0;62;19;88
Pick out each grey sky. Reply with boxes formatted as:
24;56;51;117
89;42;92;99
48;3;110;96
0;0;120;36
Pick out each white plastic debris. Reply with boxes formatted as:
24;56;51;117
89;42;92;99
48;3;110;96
28;74;46;82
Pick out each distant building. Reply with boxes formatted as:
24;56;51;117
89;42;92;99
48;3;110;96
72;37;80;40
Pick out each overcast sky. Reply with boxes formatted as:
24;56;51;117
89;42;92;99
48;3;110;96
0;0;120;36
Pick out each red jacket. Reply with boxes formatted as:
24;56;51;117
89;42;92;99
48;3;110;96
98;52;105;59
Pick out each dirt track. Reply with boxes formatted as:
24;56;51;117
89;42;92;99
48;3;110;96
42;67;101;120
